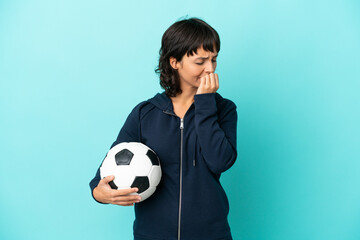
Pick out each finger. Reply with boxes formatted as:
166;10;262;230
196;77;205;94
112;187;139;197
112;194;141;202
205;74;210;88
199;76;205;88
209;73;216;90
122;203;134;206
101;175;115;184
114;199;139;205
115;202;134;206
215;73;219;90
113;195;141;204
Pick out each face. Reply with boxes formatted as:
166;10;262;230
171;46;218;90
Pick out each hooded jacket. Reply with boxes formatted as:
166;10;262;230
89;92;237;240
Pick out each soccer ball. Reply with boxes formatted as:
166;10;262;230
100;142;162;202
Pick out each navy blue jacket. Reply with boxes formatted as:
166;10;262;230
89;92;237;240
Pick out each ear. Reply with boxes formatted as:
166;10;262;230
169;56;181;70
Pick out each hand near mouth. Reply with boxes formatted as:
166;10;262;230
196;73;219;95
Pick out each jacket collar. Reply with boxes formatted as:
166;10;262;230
148;91;223;113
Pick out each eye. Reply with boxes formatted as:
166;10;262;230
212;59;217;63
196;62;204;65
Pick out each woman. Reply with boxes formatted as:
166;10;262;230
89;17;238;240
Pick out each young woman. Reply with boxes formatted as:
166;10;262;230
89;17;238;240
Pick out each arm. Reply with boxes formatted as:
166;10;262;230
194;93;237;174
194;73;237;174
89;101;146;204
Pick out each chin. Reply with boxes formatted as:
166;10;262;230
194;82;201;88
195;77;201;84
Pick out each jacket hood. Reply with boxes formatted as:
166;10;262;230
148;92;173;112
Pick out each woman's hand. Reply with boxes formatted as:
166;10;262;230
196;73;219;95
93;175;141;206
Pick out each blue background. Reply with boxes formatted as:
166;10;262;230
1;0;359;239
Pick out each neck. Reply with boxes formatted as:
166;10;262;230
171;86;197;105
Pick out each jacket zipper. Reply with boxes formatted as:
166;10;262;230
162;111;184;240
178;118;184;240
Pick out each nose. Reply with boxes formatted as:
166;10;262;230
205;61;215;74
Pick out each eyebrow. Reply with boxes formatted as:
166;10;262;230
195;54;218;60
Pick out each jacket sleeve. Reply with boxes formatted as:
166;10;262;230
89;102;144;203
194;93;237;174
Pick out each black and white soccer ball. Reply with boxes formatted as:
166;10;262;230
100;142;162;202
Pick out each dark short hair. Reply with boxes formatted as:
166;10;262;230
155;17;220;97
